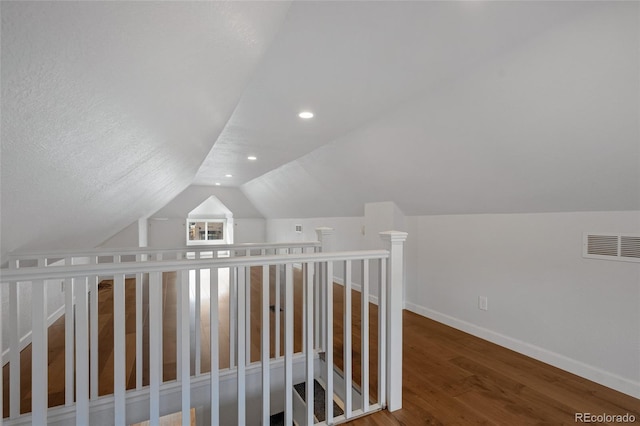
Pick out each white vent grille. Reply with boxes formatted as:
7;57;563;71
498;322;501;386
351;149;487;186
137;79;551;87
620;236;640;259
583;233;640;263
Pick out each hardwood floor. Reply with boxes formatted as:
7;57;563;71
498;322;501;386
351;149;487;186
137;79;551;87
4;269;639;424
345;310;640;426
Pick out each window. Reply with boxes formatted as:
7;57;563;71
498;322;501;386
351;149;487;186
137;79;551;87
187;219;226;245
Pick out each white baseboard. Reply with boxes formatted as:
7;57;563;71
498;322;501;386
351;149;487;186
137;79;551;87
2;304;66;366
333;276;379;305
404;301;640;400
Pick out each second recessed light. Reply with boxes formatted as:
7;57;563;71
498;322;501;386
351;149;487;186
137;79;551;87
298;111;314;119
248;155;257;161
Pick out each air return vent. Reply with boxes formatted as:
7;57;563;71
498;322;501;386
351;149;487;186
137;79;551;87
583;233;640;263
621;236;640;259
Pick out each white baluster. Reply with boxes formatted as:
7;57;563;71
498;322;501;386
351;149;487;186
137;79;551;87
0;282;3;426
261;265;270;426
32;280;47;425
305;263;314;426
361;259;370;413
114;274;126;425
302;263;306;355
237;267;246;425
284;264;294;426
245;264;251;365
180;270;191;426
195;267;201;376
321;261;327;354
314;258;320;351
275;260;281;359
65;259;74;407
176;270;182;382
75;277;90;426
377;259;386;408
316;228;333;356
229;266;236;368
9;281;19;418
136;272;143;389
149;271;162;426
210;267;219;426
344;260;353;418
90;268;99;399
325;261;334;424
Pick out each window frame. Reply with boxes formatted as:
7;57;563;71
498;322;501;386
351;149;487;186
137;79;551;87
186;218;227;246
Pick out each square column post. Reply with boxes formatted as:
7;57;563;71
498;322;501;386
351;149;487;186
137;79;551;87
315;227;334;252
379;230;408;412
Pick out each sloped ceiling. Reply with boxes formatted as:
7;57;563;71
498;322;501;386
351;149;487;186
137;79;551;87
0;1;290;258
239;1;640;217
151;185;263;220
2;1;638;258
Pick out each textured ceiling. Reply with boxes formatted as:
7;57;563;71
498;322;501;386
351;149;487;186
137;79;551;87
2;1;638;258
0;1;290;258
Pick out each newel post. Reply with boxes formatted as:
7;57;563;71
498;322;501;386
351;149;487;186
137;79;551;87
315;227;334;252
380;230;408;412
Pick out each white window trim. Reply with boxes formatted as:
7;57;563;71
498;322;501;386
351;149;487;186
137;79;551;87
186;218;227;246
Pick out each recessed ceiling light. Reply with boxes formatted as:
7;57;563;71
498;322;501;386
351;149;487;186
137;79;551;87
215;182;221;186
225;174;233;178
247;155;257;161
298;111;314;119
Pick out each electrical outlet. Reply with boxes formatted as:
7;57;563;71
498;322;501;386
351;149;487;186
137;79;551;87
478;296;488;311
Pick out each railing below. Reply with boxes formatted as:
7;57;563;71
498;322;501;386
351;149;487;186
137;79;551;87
6;241;321;269
0;231;407;425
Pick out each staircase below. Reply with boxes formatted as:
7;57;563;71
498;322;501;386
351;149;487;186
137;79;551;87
294;380;343;422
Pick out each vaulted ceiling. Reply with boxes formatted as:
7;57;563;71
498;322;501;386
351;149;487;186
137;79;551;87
1;1;638;258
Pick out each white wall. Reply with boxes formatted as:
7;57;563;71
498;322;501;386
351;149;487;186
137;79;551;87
233;218;267;244
265;210;640;398
100;221;139;248
266;216;365;250
405;210;640;398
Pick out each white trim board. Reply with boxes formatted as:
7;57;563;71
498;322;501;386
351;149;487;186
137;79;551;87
404;301;640;400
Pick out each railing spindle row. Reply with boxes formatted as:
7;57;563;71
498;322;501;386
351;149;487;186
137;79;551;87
1;233;407;425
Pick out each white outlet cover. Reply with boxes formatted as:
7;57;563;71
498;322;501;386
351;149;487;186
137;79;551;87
478;296;488;311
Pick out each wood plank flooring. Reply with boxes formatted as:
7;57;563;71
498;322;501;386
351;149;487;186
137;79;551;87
344;310;640;426
3;268;639;424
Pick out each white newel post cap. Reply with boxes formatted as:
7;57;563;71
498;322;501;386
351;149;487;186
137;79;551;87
315;227;334;252
379;230;408;243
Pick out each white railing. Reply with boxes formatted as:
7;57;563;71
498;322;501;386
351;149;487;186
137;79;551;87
0;230;406;425
6;241;321;269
